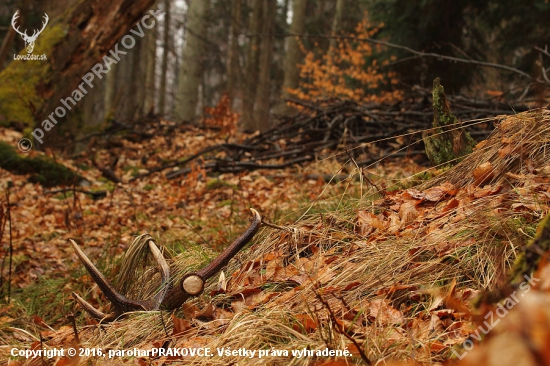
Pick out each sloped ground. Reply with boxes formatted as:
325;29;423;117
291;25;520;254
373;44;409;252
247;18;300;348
1;109;550;365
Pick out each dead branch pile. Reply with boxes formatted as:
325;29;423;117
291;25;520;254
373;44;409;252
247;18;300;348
115;91;530;182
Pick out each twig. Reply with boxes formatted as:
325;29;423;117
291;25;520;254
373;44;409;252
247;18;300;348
345;149;384;196
261;220;290;231
68;313;80;343
0;200;7;295
313;287;372;365
91;156;122;184
43;188;107;200
165;156;313;180
5;190;12;302
246;32;534;81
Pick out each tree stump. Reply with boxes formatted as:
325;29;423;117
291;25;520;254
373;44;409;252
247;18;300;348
423;78;476;165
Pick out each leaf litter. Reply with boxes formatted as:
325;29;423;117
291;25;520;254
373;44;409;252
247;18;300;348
0;109;550;364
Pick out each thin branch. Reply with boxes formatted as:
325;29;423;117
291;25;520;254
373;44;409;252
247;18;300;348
314;287;372;365
5;190;12;302
534;46;550;59
246;32;534;81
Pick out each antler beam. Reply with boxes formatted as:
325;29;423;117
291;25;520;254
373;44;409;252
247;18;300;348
71;208;261;322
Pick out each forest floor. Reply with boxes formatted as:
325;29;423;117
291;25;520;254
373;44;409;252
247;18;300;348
1;108;550;365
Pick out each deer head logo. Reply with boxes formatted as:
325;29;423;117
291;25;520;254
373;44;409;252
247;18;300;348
11;11;49;54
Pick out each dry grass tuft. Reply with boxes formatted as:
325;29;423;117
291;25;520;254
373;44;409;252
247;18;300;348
2;109;550;365
422;108;550;189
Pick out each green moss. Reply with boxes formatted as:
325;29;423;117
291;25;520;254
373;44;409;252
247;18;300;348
388;170;434;191
509;212;550;285
55;191;73;199
0;23;66;127
0;141;81;187
423;78;476;166
206;179;238;190
75;163;91;171
217;199;234;207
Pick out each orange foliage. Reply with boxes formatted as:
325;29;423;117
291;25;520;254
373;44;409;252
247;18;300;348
289;16;402;103
203;94;239;135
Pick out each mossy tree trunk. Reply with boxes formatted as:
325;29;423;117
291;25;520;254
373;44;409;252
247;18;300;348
423;78;476;166
0;0;159;148
509;212;550;286
0;141;81;187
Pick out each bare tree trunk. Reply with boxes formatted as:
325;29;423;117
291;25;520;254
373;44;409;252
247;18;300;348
253;0;277;132
130;36;144;121
171;40;179;117
176;0;210;123
226;0;242;106
277;0;307;115
240;0;263;131
104;62;118;116
158;0;170;116
282;0;290;23
143;24;157;115
329;0;345;50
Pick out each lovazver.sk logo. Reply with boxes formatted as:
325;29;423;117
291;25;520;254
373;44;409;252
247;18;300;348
11;10;48;61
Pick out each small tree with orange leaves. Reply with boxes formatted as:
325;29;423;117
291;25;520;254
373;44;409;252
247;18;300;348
288;17;402;104
202;95;239;135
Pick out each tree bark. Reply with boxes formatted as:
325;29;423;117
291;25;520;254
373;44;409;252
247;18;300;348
240;0;263;131
329;0;345;50
126;36;143;122
277;0;307;115
143;23;157;115
0;0;161;147
176;0;210;123
171;39;179;117
226;0;242;107
158;0;171;116
253;0;277;132
104;62;118;117
282;0;290;24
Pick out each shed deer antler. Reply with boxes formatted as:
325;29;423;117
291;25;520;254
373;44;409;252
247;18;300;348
11;10;49;53
71;208;261;322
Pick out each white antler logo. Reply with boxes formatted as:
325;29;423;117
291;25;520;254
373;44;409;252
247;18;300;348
11;11;49;54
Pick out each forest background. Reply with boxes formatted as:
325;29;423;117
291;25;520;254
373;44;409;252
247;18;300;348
1;0;550;365
1;0;548;142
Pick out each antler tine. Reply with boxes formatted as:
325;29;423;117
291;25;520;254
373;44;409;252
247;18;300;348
27;13;48;41
196;208;261;280
71;209;262;320
72;292;118;322
11;11;27;38
37;13;48;34
147;239;171;308
160;208;261;310
70;239;151;319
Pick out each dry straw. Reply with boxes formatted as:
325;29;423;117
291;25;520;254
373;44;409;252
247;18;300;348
2;108;550;365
